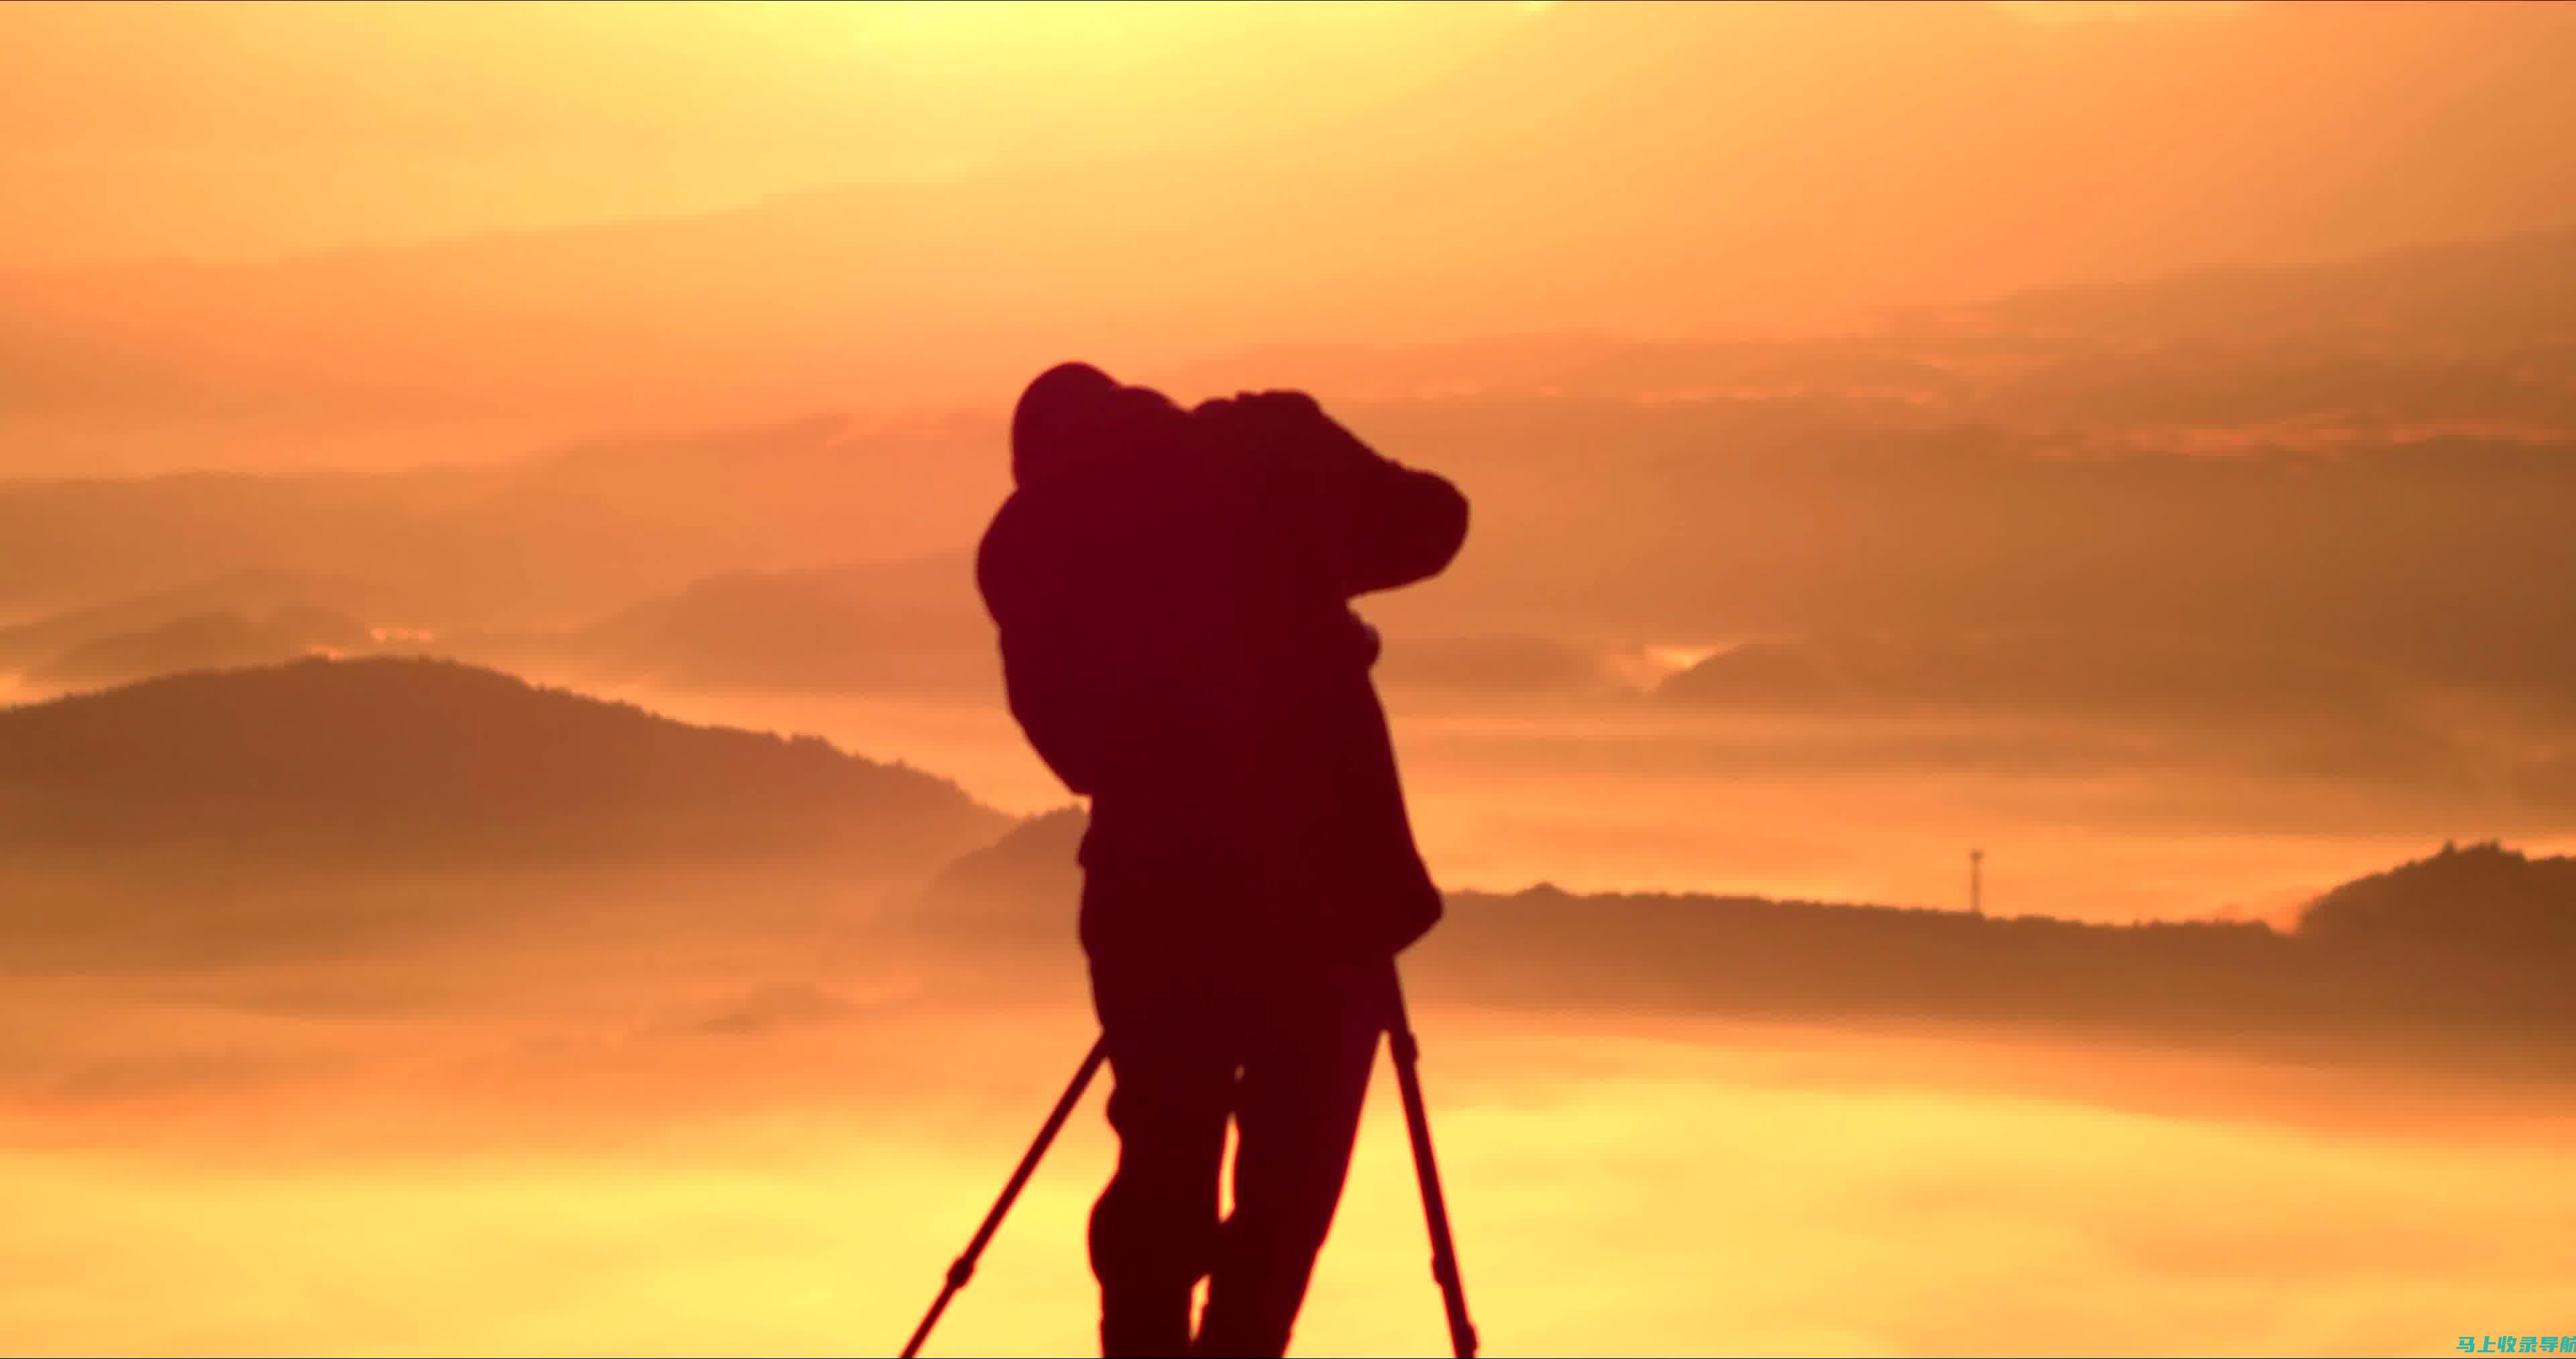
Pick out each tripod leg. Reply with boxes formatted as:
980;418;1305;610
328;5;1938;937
900;1037;1109;1359
1384;967;1479;1359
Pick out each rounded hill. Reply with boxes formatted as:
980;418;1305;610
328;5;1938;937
0;655;1009;868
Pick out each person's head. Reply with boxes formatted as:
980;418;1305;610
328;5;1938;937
1010;362;1183;487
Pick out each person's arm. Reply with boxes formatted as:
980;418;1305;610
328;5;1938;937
1197;390;1470;600
1337;447;1469;598
977;508;1106;798
998;630;1104;798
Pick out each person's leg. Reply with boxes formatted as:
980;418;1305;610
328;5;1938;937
1088;955;1238;1358
1191;960;1383;1358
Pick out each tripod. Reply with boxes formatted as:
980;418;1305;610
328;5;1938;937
898;1036;1108;1359
897;965;1479;1358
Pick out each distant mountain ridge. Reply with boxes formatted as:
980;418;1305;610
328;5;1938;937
1974;224;2576;351
0;655;1010;869
1654;630;2410;727
28;606;369;688
544;555;994;695
2298;839;2576;954
0;567;394;669
911;813;2576;1061
8;220;2576;636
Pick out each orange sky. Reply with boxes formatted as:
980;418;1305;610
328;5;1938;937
7;1;2576;427
5;1;1548;266
5;1;2569;281
7;17;2576;1352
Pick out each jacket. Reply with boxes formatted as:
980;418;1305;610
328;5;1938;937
975;388;1468;965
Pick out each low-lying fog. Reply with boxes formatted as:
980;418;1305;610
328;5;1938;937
6;889;2569;1358
7;644;2574;1356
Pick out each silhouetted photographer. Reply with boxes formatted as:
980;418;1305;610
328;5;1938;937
975;362;1469;1357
